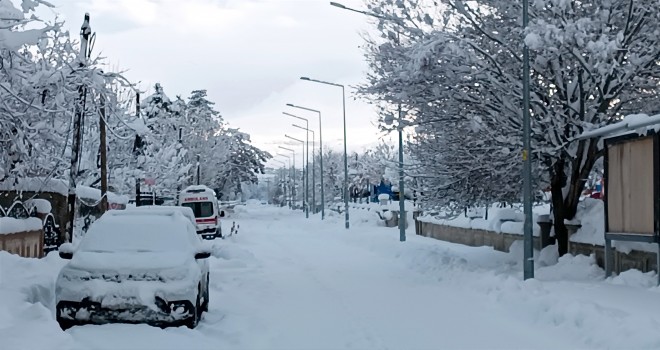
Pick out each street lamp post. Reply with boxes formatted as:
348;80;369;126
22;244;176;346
287;103;325;220
285;134;307;218
300;76;350;230
279;146;296;210
329;3;403;239
292;123;315;216
284;112;311;216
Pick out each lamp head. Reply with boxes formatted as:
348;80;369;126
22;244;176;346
330;2;347;9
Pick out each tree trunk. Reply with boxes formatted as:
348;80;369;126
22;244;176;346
551;140;600;256
550;172;568;256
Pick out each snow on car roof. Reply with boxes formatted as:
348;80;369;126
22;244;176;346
120;206;197;225
181;185;215;194
79;213;199;253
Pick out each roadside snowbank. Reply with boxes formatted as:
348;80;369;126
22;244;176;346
0;251;70;349
417;199;658;254
342;213;660;349
417;203;549;236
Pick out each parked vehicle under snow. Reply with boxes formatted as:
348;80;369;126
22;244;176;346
55;209;211;330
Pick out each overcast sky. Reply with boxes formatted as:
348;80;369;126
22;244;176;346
42;0;388;167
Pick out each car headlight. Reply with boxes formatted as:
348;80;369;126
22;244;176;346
158;265;198;282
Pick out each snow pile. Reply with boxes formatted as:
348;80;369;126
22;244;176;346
569;198;658;254
609;269;658;289
0;217;42;234
570;198;604;245
25;199;52;214
419;203;548;236
0;251;70;349
536;244;559;267
489;207;525;232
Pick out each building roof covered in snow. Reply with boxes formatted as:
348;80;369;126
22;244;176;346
578;114;660;140
0;177;69;196
76;186;129;205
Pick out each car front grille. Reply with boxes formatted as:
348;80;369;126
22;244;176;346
72;273;167;283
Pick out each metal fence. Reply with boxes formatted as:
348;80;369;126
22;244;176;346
0;200;61;255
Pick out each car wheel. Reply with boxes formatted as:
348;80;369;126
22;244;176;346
202;273;209;312
57;317;74;331
185;289;200;329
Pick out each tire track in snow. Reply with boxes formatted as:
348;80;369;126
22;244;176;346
261;225;391;350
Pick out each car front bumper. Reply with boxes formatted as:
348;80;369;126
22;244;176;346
56;297;195;326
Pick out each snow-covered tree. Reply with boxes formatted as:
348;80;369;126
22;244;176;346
210;129;271;200
0;0;69;181
359;0;660;255
0;1;135;193
137;83;192;194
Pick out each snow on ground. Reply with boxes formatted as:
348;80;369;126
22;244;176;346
2;203;660;349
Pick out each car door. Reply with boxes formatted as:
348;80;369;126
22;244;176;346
186;222;210;291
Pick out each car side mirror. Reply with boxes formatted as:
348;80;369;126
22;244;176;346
195;251;211;259
219;211;225;218
59;242;74;260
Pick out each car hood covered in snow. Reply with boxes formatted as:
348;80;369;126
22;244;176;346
67;251;192;271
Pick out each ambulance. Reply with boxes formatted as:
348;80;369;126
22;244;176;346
178;185;223;240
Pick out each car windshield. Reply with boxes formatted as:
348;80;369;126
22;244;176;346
181;202;214;218
78;214;195;253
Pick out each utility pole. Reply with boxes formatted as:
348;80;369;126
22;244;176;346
99;94;108;213
177;127;183;192
134;92;142;207
66;13;91;242
522;0;534;279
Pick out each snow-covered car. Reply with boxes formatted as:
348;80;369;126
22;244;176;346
55;209;212;330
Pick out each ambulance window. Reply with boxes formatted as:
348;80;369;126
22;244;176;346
182;202;215;218
199;202;214;217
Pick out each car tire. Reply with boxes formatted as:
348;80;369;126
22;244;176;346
202;273;209;312
185;289;200;329
57;317;74;331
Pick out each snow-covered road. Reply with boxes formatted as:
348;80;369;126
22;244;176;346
3;204;660;349
209;207;568;350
